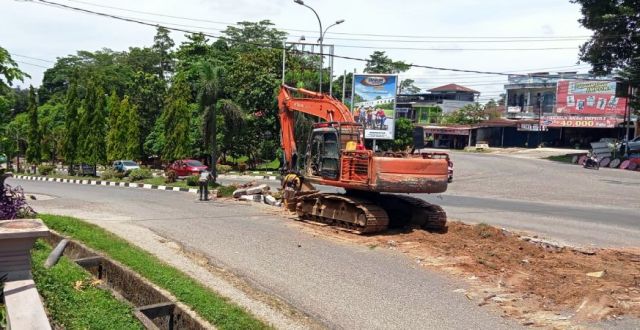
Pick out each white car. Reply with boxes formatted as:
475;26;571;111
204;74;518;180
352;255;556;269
619;136;640;152
113;160;140;172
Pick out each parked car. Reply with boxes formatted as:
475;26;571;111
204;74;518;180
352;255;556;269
167;159;208;177
113;160;140;172
619;136;640;152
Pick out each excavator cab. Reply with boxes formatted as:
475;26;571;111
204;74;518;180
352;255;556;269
304;122;363;181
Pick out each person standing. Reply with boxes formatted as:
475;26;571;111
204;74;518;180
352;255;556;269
198;169;212;201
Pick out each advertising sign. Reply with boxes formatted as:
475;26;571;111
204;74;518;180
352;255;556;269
517;123;548;131
352;74;397;140
541;115;623;128
555;80;627;116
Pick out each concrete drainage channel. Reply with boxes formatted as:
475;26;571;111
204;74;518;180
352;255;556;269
44;232;213;330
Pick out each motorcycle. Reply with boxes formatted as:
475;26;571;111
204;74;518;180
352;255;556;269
583;154;600;170
447;160;454;183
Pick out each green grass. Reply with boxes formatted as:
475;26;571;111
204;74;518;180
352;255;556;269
256;159;280;170
39;214;268;330
546;154;574;163
31;240;143;329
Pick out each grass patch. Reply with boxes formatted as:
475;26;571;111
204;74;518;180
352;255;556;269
31;240;143;329
256;159;280;170
39;214;268;330
546;154;574;163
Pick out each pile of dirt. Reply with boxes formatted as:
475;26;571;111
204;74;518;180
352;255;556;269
289;219;640;327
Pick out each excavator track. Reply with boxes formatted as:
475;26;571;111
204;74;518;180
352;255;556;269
374;194;448;232
295;193;389;234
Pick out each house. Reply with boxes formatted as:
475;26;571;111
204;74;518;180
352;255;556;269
396;84;479;124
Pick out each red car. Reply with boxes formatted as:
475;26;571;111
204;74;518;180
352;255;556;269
167;159;208;177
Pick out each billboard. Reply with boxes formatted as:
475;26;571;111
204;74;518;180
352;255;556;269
555;80;627;116
352;74;397;140
541;115;623;128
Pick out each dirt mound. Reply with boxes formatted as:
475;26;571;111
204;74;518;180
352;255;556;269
289;219;640;327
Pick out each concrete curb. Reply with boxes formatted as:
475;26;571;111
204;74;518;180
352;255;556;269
13;175;199;194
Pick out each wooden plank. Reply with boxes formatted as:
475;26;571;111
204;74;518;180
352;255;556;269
136;302;175;319
74;256;103;268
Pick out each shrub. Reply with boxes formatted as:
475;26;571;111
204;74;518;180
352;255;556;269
128;168;152;182
38;164;56;176
186;175;199;187
100;168;118;180
0;184;36;220
165;170;177;183
216;164;232;174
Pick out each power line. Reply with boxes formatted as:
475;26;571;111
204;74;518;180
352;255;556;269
333;44;578;51
29;0;609;81
15;60;50;69
62;0;596;41
11;53;56;63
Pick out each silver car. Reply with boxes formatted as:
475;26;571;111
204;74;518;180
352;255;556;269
113;160;140;172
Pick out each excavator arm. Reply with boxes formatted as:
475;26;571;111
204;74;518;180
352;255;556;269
277;84;355;171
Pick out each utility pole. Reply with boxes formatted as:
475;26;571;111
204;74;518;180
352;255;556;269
341;70;346;103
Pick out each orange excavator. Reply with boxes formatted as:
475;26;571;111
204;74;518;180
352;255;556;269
278;84;451;233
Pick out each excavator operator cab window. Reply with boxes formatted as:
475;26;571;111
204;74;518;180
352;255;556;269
306;129;340;180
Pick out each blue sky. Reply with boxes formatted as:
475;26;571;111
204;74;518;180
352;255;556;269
1;0;592;102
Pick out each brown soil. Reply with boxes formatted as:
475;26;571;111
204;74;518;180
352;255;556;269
281;214;640;328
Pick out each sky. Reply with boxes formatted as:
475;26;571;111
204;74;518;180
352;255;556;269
1;0;593;102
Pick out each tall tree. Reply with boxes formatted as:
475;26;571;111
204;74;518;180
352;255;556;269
26;86;41;163
573;0;640;112
196;61;224;180
162;77;191;161
80;81;107;165
62;80;80;165
125;99;141;160
106;91;122;162
152;26;175;80
364;51;411;74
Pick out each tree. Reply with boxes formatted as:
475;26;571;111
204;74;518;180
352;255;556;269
152;26;175;80
79;81;107;165
196;61;225;180
26;86;41;163
399;79;421;94
38;102;65;162
62;80;80;165
442;103;487;125
125;99;141;160
573;0;640;112
0;46;29;91
162;77;191;161
106;91;122;161
364;51;411;74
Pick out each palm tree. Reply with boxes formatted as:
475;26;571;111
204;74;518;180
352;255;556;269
196;61;225;181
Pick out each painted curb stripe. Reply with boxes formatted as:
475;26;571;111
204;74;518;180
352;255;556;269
14;175;198;194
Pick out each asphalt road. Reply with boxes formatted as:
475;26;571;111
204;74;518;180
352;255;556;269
12;179;517;330
8;151;640;328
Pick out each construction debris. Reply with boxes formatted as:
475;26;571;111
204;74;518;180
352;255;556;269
233;182;282;207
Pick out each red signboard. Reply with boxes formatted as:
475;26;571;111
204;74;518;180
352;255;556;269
555;80;627;116
541;115;623;128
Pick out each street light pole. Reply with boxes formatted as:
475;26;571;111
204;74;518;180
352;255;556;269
293;0;343;94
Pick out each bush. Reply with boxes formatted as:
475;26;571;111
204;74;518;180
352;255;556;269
100;168;118;180
186;175;199;187
0;184;36;220
128;168;152;182
216;164;232;174
38;164;56;176
165;170;177;183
